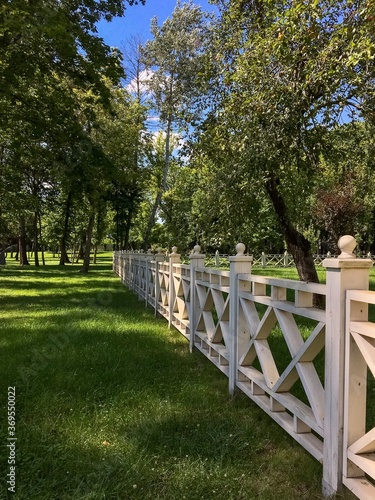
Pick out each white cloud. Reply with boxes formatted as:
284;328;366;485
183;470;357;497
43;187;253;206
126;69;154;96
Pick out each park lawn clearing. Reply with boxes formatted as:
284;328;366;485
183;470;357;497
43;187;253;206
0;254;356;499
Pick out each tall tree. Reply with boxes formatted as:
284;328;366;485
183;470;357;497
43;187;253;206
201;0;375;282
0;0;145;263
141;1;213;250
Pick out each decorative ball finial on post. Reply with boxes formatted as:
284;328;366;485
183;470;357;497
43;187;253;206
193;245;201;255
337;235;357;259
236;243;246;256
170;246;178;256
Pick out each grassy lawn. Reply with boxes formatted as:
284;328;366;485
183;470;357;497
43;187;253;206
0;254;358;499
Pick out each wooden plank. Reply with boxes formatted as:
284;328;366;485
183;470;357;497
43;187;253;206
195;281;230;293
237;365;323;436
273;365;299;393
211;288;227;318
296;363;325;428
273;323;325;392
254;339;280;389
194;330;228;357
238;293;326;322
238;274;327;295
350;321;375;340
196;284;209;309
239;297;260;337
220;320;230;346
255;307;277;340
352;331;375;378
343;477;375;500
347;450;375;481
295;290;313;308
274;309;304;354
194;342;229;377
211;322;224;343
349;428;375;455
236;380;323;462
347;289;375;305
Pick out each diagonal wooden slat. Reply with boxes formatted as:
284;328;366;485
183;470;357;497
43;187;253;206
254;339;280;389
219;320;230;345
349;428;375;455
275;309;325;425
173;275;183;297
238;306;276;366
211;288;226;318
351;331;375;379
256;306;277;340
239;298;260;337
196;284;210;309
211;322;224;343
182;278;190;300
273;323;325;392
296;363;325;428
274;309;304;355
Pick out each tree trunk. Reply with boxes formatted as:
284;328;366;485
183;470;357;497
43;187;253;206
77;237;85;262
124;208;133;250
59;191;72;265
143;115;172;250
33;211;39;266
265;176;320;283
80;212;95;273
19;216;29;266
38;212;45;266
93;243;98;264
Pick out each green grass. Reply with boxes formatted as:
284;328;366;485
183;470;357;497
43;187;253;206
0;255;357;499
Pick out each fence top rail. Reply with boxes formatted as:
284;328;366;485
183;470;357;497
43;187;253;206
196;267;231;278
238;273;327;295
172;263;190;270
347;289;375;304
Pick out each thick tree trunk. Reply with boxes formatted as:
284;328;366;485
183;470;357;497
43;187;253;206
77;237;85;262
265;176;320;283
143;115;172;250
80;212;95;273
59;191;72;265
19;216;29;266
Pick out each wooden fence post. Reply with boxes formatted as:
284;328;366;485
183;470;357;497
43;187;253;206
145;250;154;308
229;243;253;395
322;235;372;497
168;246;180;329
154;248;165;317
189;245;205;353
261;251;266;268
283;250;288;268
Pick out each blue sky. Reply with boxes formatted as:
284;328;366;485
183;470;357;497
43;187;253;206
96;0;217;49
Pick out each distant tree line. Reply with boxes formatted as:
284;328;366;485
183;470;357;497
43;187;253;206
1;1;375;281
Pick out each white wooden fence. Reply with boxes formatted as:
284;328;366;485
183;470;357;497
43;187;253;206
113;236;375;499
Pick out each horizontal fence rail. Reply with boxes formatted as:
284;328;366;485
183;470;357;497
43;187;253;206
113;237;375;500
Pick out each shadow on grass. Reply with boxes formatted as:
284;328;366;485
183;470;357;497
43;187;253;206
0;262;354;500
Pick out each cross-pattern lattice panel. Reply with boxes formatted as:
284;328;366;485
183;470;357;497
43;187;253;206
193;269;231;376
170;264;191;339
156;262;170;320
236;274;326;461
